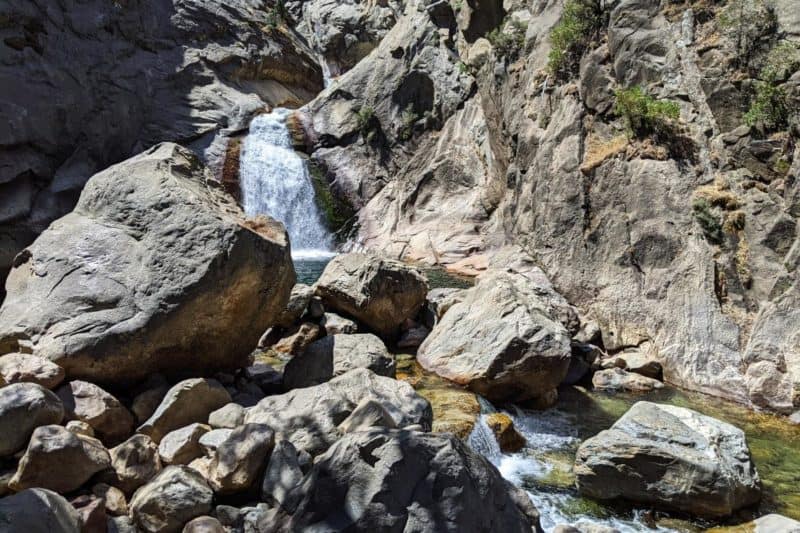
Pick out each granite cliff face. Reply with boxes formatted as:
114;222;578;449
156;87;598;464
0;0;323;290
297;0;799;415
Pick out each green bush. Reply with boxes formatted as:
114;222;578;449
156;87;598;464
743;42;797;133
614;86;680;139
718;0;776;71
266;0;288;29
309;162;356;236
744;81;788;132
692;198;723;243
487;18;528;61
399;105;419;141
547;0;604;78
356;106;377;141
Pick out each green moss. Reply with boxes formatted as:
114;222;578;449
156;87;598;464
399;104;419;142
355;106;377;142
547;0;605;78
308;161;356;238
743;42;798;134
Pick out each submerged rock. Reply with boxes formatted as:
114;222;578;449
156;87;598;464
0;488;81;533
0;382;64;457
418;269;572;403
0;143;295;383
315;253;428;339
10;424;111;493
245;368;432;456
282;428;540;532
283;333;396;389
591;368;664;392
575;402;761;517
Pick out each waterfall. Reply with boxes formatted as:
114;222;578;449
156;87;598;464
239;109;334;258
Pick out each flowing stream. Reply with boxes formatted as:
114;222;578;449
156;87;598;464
466;386;800;532
239;108;334;258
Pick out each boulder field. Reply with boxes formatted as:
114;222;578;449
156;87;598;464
1;0;797;530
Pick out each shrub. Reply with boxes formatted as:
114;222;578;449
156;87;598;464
399;105;418;141
356;106;377;141
547;0;604;78
692;198;723;243
743;41;797;133
614;86;680;139
266;0;288;29
744;81;788;132
718;0;776;71
487;18;528;61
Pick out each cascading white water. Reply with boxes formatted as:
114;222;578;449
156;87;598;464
467;399;679;533
239;108;334;258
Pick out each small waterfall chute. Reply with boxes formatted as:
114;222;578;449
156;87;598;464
239;108;334;257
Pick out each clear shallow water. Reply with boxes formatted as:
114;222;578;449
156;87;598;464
240;109;333;255
467;386;800;532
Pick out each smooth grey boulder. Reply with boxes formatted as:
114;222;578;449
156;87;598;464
138;378;232;443
320;312;358;335
276;283;314;328
129;466;213;533
0;143;295;383
0;382;64;457
0;353;64;389
208;403;245;429
591;368;664;392
159;423;211;466
0;488;81;533
106;434;162;494
605;348;663;380
418;269;572;403
245;368;432;456
261;439;305;510
199;429;234;456
57;380;134;445
575;402;761;517
182;516;225;533
10;424;111;493
737;513;800;532
315;253;428;339
283;333;396;389
282;428;540;532
207;423;275;494
337;398;398;433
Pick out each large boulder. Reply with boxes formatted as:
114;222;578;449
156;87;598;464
0;488;81;533
57;380;134;445
138;378;232;443
0;0;322;290
245;368;432;456
0;143;295;383
0;353;64;389
9;424;111;493
207;423;275;494
283;333;396;389
129;466;213;533
275;283;314;328
574;402;762;518
315;253;428;339
418;269;572;403
0;382;64;457
591;368;664;392
281;428;540;532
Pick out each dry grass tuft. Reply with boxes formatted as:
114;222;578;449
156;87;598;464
580;134;628;174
